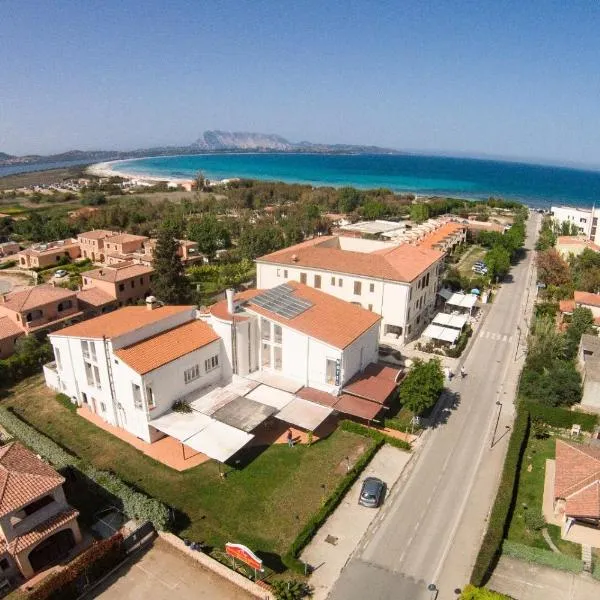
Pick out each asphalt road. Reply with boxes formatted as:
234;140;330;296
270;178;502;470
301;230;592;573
329;214;540;600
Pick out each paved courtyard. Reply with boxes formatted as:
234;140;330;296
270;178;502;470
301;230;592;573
90;538;254;600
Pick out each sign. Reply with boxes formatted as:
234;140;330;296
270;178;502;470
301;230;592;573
335;359;341;386
225;543;264;571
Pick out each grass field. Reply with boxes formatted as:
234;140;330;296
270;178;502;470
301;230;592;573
3;376;371;558
456;245;487;278
506;433;580;558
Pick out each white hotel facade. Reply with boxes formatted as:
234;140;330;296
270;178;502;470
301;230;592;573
551;205;600;243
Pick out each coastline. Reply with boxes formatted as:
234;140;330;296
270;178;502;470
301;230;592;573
87;159;194;185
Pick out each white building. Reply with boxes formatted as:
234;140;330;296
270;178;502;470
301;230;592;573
43;286;384;462
551;206;600;242
256;236;445;347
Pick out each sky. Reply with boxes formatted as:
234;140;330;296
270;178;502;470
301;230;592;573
1;0;600;166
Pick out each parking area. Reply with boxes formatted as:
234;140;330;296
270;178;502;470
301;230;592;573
90;538;254;600
301;445;411;600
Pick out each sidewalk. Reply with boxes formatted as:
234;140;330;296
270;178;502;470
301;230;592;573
301;445;411;600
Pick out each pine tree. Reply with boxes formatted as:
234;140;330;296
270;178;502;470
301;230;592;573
151;223;190;304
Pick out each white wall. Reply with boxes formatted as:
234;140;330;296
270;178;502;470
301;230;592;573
551;206;594;237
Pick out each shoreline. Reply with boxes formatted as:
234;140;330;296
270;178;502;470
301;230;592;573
87;160;194;185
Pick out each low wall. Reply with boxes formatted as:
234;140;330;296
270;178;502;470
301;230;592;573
158;532;274;600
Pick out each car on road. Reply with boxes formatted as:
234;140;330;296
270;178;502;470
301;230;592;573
54;269;68;278
358;477;385;508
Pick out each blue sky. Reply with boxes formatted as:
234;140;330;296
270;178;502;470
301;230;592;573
1;0;600;166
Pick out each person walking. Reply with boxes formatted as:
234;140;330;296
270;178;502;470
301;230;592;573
460;366;466;378
287;429;294;448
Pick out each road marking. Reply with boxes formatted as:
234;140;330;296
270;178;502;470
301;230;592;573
492;572;545;589
135;563;178;590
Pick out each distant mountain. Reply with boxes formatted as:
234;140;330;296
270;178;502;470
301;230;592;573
0;130;401;168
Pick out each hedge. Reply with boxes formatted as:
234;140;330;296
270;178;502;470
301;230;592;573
470;405;530;587
524;402;598;432
460;585;513;600
283;436;384;572
0;260;17;270
501;540;583;573
340;419;412;451
0;407;171;530
24;534;125;600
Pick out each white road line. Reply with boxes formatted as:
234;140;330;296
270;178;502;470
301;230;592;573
135;563;178;590
492;572;545;589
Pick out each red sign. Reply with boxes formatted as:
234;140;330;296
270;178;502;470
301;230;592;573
225;543;263;571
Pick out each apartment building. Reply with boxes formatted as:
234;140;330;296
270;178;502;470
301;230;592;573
81;262;153;306
256;236;444;346
77;230;117;262
551;206;600;243
0;442;81;584
18;239;81;269
103;233;148;263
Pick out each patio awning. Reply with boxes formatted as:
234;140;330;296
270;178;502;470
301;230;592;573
188;386;239;416
334;394;383;421
150;410;213;440
184;421;254;463
246;385;295;410
342;363;401;404
445;292;478;309
432;312;468;330
422;324;461;343
211;396;276;432
274;397;333;431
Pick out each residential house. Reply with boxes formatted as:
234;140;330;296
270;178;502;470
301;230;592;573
578;334;600;411
0;242;19;258
556;236;600;259
560;292;600;325
552;206;600;243
18;240;81;269
75;287;118;318
0;317;22;360
416;222;467;254
77;230;117;262
0;442;81;584
103;233;148;265
81;262;153;306
255;235;445;346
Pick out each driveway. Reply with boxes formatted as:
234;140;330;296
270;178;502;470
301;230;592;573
301;445;411;600
90;538;254;600
488;556;600;600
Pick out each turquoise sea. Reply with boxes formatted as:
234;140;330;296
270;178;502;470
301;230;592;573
111;153;600;209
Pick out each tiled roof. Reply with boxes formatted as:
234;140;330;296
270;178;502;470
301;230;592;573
20;240;79;256
51;305;195;339
559;299;575;314
115;319;220;374
417;223;465;249
258;236;443;283
557;236;600;251
106;233;148;245
555;440;600;518
342;363;401;404
82;262;153;283
0;316;22;340
9;509;79;554
0;443;64;517
76;287;116;308
575;291;600;309
246;282;380;349
77;229;116;240
0;285;75;312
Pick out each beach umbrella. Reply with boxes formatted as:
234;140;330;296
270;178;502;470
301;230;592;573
470;288;481;295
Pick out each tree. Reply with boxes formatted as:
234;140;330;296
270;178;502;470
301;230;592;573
484;245;510;281
410;203;430;224
238;223;285;260
520;360;581;407
360;200;386;220
151;223;190;304
536;249;571;286
565;306;596;359
526;315;566;369
337;187;362;213
399;358;444;414
187;215;231;259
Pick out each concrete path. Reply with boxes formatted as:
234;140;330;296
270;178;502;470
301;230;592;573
488;555;600;600
301;445;411;600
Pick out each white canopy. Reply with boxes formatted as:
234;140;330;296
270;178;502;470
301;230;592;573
189;386;238;415
274;397;333;431
432;312;468;330
422;324;461;343
445;293;478;309
246;385;295;410
150;410;212;441
184;421;254;463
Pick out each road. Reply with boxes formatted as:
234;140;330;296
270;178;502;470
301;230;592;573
329;214;540;600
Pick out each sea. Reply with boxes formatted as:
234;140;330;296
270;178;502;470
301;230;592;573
3;153;600;209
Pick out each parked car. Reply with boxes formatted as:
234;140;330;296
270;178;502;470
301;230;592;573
358;477;385;508
54;269;68;278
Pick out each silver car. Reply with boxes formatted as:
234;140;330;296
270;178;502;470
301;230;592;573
358;477;385;508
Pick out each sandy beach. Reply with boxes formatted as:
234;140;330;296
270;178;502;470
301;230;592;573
87;160;194;186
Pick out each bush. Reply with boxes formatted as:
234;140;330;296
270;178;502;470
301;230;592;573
446;324;473;358
501;540;583;573
56;393;77;413
524;511;546;531
460;585;513;600
0;260;17;269
519;361;582;407
340;420;412;451
270;579;313;600
531;418;549;439
471;406;530;586
0;337;53;388
524;402;598;432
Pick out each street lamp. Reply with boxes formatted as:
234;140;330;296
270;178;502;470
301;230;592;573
491;400;503;448
428;583;438;599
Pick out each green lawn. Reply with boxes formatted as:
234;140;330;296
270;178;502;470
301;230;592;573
4;377;371;557
456;245;487;278
506;432;580;558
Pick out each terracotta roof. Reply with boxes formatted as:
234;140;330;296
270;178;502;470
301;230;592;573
76;287;116;308
106;233;148;245
557;236;600;251
77;229;116;240
9;509;79;554
575;291;600;309
20;240;79;256
82;262;153;283
258;237;443;283
0;443;65;518
297;387;383;420
417;223;465;249
342;363;401;404
115;319;220;374
0;316;22;340
559;299;575;314
555;440;600;518
0;285;75;312
51;305;195;339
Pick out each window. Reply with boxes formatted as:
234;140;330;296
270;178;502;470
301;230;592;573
26;309;43;322
23;494;54;516
84;361;94;386
325;358;338;385
58;300;72;312
93;365;101;389
131;280;135;288
385;324;403;337
300;272;307;284
277;268;281;277
368;304;373;311
81;392;88;404
205;355;219;372
132;383;143;409
54;347;62;370
0;558;9;571
140;277;144;284
81;340;90;358
146;386;155;409
274;324;282;344
184;364;201;384
369;283;375;293
100;402;106;412
119;283;125;292
354;281;362;296
314;274;321;289
284;269;288;278
425;272;430;287
261;317;271;341
331;276;335;286
90;342;97;362
338;278;343;287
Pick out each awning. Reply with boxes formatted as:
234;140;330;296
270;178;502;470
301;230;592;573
422;324;461;343
432;312;468;330
150;410;213;440
342;363;401;404
189;386;239;416
211;396;276;432
246;385;295;410
274;397;333;431
445;293;478;309
184;421;254;463
334;394;383;421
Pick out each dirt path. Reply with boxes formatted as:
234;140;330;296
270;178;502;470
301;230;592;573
0;270;33;294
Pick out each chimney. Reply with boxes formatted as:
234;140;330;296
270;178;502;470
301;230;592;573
145;295;158;311
291;254;299;263
226;288;235;315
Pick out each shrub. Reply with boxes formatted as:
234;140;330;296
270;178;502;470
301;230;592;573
55;393;77;413
524;402;598;432
460;585;513;600
531;418;549;439
524;511;546;531
270;580;313;600
0;337;53;388
0;260;17;270
471;406;530;586
446;324;473;358
501;540;583;573
172;400;192;413
340;420;412;451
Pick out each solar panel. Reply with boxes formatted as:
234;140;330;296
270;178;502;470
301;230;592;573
252;284;313;319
